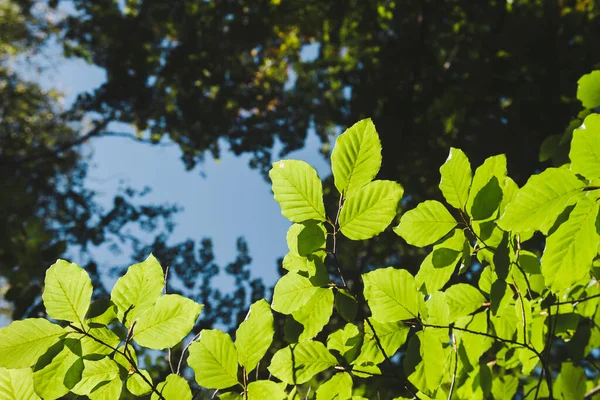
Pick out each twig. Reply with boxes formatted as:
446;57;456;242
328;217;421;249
68;323;166;400
585;384;600;399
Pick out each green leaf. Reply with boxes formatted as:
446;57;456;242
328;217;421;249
415;229;465;294
42;260;92;325
271;272;321;315
32;344;79;400
247;380;287;400
269;160;326;222
439;147;472;210
327;324;362;363
219;392;243;400
405;328;450;393
110;254;165;326
290;288;334;341
268;341;337;384
88;379;122;400
126;370;152;396
491;375;519;400
497;168;585;234
352;319;409;370
71;357;120;396
363;267;423;322
0;367;40;400
577;70;600;109
455;313;493;370
286;221;327;256
335;289;358;322
152;374;192;400
540;196;600;292
235;299;274;371
331;118;382;196
0;319;64;368
445;284;486;323
466;154;507;221
133;294;202;350
424;292;451;326
339;180;403;240
570;114;600;179
85;300;117;327
188;330;239;389
67;326;120;357
394;200;457;247
315;372;352;400
282;251;326;276
555;363;586;400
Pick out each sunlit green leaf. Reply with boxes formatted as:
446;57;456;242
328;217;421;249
126;370;152;396
497;168;585;234
327;324;362;363
0;367;40;400
445;284;486;323
394;200;457;247
235;299;274;371
466;154;507;221
352;319;409;371
339;180;403;240
291;288;333;341
85;300;117;327
540;196;599;292
555;363;586;400
439;147;472;210
0;319;64;369
268;341;337;384
286;221;327;256
577;70;600;109
42;260;92;325
271;272;321;315
247;380;287;400
188;330;239;389
110;254;165;326
363;267;423;322
455;312;493;370
71;357;119;396
133;294;203;350
88;379;122;400
315;372;352;400
269;160;326;222
32;344;79;400
416;229;465;294
331;118;382;197
570;114;600;180
151;374;191;400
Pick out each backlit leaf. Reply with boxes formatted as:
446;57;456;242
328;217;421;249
0;367;40;400
235;299;274;371
416;229;465;294
331;118;382;196
570;114;600;180
339;180;403;240
290;288;333;342
151;374;191;400
247;380;287;400
466;154;507;221
394;200;457;247
286;221;327;256
71;357;119;396
133;294;203;350
577;70;600;109
363;267;423;322
0;319;64;368
188;330;239;389
540;196;599;292
315;372;352;400
497;168;584;234
271;272;321;315
268;341;337;384
439;147;472;210
110;254;165;326
269;160;326;222
445;284;486;323
42;260;92;325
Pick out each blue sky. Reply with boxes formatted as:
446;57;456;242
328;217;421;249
28;36;328;290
